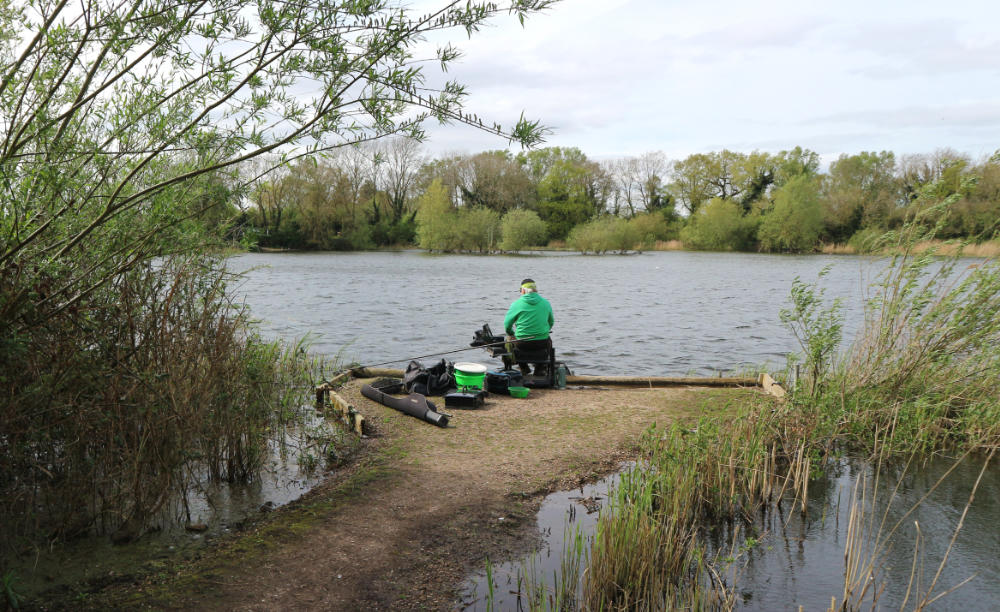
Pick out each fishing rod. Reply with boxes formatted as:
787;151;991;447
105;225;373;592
351;336;544;370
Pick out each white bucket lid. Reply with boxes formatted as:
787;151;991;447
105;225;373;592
454;362;487;374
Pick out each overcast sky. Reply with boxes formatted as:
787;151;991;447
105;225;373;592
414;0;1000;163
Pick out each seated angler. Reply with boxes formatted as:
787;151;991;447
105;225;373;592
503;278;555;376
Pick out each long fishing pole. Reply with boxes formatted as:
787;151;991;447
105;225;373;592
351;336;543;370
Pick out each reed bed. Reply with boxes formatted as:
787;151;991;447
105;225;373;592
0;254;322;559
819;242;858;255
575;403;818;611
651;240;684;251
908;239;1000;258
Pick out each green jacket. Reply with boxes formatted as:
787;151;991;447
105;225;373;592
504;292;554;340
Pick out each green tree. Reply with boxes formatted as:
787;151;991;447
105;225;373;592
415;179;460;251
0;0;553;550
820;151;900;242
500;209;548;252
518;146;591;182
681;198;757;251
2;0;553;324
668;153;716;215
457;151;536;212
536;159;601;240
758;175;824;252
669;150;776;214
947;152;1000;239
773;146;821;185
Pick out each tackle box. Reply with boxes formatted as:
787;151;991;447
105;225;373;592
444;390;487;409
485;370;524;395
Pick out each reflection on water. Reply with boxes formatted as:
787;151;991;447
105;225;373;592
460;468;625;611
12;413;333;602
228;250;875;376
457;455;1000;610
729;454;1000;610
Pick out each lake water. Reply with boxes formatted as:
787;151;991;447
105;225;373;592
226;250;997;610
727;454;1000;610
228;250;878;376
460;455;1000;611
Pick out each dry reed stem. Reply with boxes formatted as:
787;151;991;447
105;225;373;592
820;243;858;255
917;448;994;609
651;240;684;251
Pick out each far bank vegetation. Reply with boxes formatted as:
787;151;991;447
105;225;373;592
235;143;1000;255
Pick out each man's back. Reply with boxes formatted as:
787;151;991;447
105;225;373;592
504;292;553;340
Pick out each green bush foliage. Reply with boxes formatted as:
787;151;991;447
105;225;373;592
0;256;320;554
758;175;824;252
680;198;758;251
500;209;548;252
628;212;675;248
456;207;501;253
567;217;615;254
416;180;461;251
0;0;553;558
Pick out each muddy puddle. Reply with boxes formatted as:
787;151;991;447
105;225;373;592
459;466;628;611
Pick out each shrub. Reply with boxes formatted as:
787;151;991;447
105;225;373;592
627;212;673;249
567;217;617;254
681;198;757;251
500;209;548;252
457;207;501;253
757;175;824;252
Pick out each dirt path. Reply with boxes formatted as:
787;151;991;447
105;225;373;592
137;381;756;611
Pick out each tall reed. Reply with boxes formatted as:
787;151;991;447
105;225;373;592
0;254;321;558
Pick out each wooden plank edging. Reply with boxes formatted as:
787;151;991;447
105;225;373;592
328;388;365;436
340;367;767;389
564;375;758;387
758;373;786;399
314;382;366;436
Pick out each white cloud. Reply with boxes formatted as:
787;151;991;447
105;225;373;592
410;0;1000;160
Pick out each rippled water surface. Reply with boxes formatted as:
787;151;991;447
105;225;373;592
727;454;1000;610
228;250;877;375
458;455;1000;611
227;251;1000;610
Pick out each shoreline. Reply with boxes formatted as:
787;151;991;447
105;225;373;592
69;381;757;610
233;238;1000;258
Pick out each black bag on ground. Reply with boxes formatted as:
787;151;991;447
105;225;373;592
403;359;453;396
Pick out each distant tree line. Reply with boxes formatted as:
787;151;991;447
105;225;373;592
238;142;1000;253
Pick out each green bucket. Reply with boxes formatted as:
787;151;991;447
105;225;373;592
508;386;530;398
454;362;487;390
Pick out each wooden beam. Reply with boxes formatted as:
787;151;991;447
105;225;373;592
348;368;764;389
351;367;405;378
565;375;758;387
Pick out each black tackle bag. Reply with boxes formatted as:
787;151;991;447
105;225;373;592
403;359;453;396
